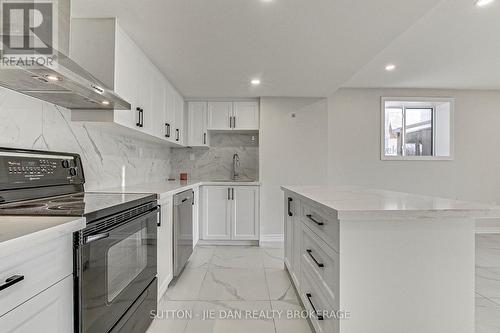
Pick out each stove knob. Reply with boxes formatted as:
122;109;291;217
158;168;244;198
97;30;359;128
62;160;70;168
69;168;77;176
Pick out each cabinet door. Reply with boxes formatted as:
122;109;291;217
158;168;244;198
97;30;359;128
173;91;185;145
207;102;232;130
284;195;294;270
113;24;139;129
233;101;259;130
157;197;173;299
188;102;208;147
164;84;176;142
0;276;73;333
151;71;166;139
137;60;154;134
201;186;231;240
231;186;259;240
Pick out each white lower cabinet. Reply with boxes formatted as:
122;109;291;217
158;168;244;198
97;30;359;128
201;185;260;241
0;276;73;333
157;195;173;299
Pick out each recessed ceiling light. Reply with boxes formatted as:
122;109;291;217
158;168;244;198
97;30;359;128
102;100;110;105
251;79;261;86
45;75;61;81
475;0;495;7
385;64;396;71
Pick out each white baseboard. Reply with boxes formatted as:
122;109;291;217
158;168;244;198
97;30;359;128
260;234;284;242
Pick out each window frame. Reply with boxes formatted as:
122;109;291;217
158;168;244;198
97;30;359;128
380;97;455;161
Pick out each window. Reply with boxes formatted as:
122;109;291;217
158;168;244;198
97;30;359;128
381;98;453;160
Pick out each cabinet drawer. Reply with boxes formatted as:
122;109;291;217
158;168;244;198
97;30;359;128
0;276;73;332
301;223;339;304
300;266;339;333
0;234;73;316
300;200;339;252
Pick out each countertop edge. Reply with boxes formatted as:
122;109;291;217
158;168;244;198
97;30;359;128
0;217;86;255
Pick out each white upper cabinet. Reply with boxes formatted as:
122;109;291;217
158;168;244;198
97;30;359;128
206;100;259;131
208;102;233;130
188;102;208;147
70;18;185;146
233;101;259;130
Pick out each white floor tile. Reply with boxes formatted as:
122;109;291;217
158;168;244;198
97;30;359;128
147;300;195;333
186;247;214;269
184;300;276;333
166;269;207;300
476;296;500;333
476;266;500;298
265;268;298;301
199;268;269;301
211;246;264;269
262;248;285;269
272;300;313;333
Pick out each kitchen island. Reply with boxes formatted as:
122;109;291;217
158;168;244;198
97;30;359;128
282;185;500;333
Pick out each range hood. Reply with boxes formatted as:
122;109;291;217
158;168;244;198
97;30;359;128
0;52;131;110
0;0;130;111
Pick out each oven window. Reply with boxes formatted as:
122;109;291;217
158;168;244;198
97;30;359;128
107;227;148;302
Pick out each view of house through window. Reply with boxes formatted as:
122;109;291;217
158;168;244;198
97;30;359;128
382;98;453;160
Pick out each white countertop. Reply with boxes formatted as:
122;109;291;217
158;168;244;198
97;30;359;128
0;216;85;254
96;179;260;199
282;185;500;220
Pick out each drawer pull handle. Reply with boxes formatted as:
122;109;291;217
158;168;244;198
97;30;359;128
306;293;324;320
85;232;110;244
306;214;324;226
0;275;24;291
306;249;324;268
287;197;293;217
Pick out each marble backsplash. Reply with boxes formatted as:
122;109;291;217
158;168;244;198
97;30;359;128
0;88;171;190
170;133;259;181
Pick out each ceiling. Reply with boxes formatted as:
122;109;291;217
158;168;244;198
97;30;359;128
72;0;500;98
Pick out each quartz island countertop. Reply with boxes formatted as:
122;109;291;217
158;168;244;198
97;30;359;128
282;185;500;220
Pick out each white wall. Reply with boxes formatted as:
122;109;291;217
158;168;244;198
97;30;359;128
328;88;500;205
259;97;328;238
0;88;171;190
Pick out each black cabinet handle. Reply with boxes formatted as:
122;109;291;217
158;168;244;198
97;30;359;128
233;116;236;128
306;293;324;320
0;275;24;291
229;116;233;128
165;123;171;138
231;188;234;200
136;107;142;127
306;214;324;226
287;197;293;217
176;129;180;141
157;205;161;227
306;249;324;268
203;133;207;145
140;108;144;127
227;188;231;200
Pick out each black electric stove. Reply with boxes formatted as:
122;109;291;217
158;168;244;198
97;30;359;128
0;147;157;333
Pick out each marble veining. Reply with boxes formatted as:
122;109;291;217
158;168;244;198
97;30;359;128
0;88;172;190
170;133;259;181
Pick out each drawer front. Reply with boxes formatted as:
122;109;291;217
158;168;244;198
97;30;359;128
300;266;339;333
301;223;339;304
300;200;339;252
0;234;73;316
0;276;73;332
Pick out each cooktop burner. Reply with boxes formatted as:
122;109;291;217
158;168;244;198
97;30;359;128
0;192;157;221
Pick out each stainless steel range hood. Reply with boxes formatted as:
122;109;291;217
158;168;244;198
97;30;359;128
0;53;131;110
0;0;130;111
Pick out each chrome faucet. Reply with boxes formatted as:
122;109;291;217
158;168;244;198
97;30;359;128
232;153;240;180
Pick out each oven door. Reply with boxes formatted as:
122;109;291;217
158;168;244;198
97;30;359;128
77;207;157;333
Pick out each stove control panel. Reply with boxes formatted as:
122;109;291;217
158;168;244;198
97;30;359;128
0;148;84;191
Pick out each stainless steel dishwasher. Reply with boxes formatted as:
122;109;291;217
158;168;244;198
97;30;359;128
173;189;194;277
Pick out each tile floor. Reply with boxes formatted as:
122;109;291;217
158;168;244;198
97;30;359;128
147;234;500;333
147;244;312;333
476;234;500;333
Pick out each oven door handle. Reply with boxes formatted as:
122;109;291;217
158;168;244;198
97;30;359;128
85;232;110;244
